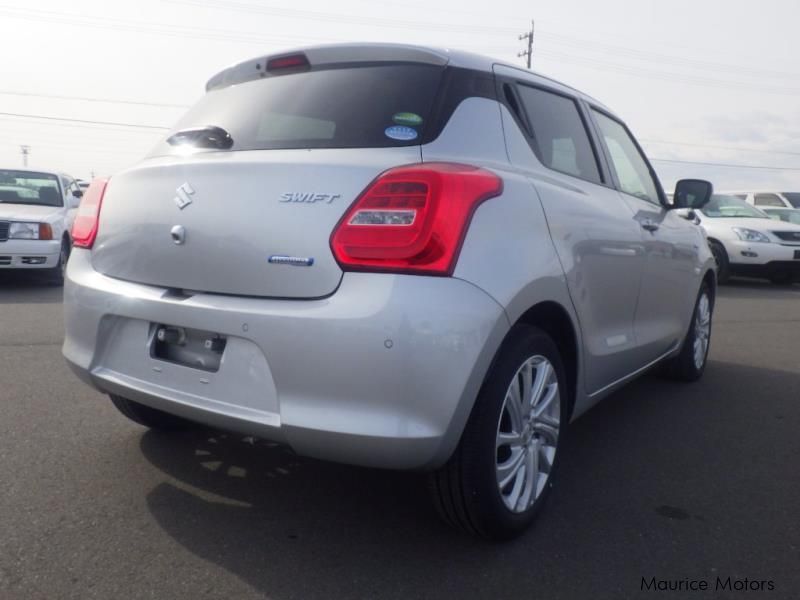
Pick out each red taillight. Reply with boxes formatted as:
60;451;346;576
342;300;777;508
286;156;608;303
71;177;109;249
331;163;503;275
39;223;53;240
267;53;310;72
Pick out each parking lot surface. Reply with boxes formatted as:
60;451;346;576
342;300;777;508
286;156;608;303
1;272;798;599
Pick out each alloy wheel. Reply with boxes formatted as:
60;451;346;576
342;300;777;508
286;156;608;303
495;355;560;513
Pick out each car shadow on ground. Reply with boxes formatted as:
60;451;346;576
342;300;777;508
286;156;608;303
0;271;62;304
138;359;800;599
720;276;800;295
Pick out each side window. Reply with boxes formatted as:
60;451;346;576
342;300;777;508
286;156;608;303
754;193;784;207
515;85;602;184
592;110;660;204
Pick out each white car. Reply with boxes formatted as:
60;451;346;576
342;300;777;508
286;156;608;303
722;190;800;210
0;168;83;284
690;194;800;284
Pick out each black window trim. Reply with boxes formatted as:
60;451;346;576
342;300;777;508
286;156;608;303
586;104;668;208
498;77;611;188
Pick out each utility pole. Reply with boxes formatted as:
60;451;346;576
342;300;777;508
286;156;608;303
518;20;534;69
20;145;30;167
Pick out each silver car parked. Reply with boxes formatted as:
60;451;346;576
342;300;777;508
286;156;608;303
63;44;716;539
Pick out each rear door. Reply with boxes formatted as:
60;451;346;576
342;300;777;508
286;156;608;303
503;74;648;394
91;62;444;298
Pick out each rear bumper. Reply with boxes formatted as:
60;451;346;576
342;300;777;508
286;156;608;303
0;239;60;269
63;249;509;469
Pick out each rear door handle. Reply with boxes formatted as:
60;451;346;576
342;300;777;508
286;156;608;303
641;219;660;232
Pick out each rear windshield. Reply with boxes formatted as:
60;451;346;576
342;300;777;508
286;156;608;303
782;192;800;208
151;64;444;155
0;170;62;207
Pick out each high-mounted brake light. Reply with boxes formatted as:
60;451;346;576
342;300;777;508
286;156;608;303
331;163;503;275
71;177;109;249
267;53;310;72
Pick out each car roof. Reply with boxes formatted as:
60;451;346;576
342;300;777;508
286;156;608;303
205;42;611;111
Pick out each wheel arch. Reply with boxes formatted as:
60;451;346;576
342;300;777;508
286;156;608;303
512;300;580;420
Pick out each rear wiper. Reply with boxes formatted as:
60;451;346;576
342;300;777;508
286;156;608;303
167;125;233;150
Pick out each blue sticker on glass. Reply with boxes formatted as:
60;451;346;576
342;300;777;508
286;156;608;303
384;125;418;141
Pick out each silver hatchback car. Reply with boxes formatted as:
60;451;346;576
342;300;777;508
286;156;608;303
63;43;716;539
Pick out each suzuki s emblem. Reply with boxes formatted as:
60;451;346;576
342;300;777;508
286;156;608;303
174;182;194;210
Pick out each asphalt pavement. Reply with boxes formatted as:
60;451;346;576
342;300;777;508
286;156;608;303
1;271;798;599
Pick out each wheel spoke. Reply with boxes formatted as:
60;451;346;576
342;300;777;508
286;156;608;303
497;447;526;490
520;361;534;407
496;431;523;449
504;392;524;433
530;360;552;410
516;445;538;512
533;415;559;445
539;442;556;474
533;384;558;419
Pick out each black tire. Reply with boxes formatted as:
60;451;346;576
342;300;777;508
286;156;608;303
110;394;193;431
661;282;713;382
708;240;730;284
429;325;567;540
45;238;69;286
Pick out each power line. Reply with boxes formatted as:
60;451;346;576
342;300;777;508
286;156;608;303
0;6;347;45
0;89;189;109
164;0;520;34
535;48;800;96
0;112;169;130
537;31;800;80
641;139;800;158
651;158;800;171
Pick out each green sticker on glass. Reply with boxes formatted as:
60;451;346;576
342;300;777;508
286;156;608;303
392;112;423;126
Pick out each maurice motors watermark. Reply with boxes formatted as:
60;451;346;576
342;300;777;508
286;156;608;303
641;577;776;592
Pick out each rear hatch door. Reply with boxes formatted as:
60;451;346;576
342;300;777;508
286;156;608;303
91;58;445;298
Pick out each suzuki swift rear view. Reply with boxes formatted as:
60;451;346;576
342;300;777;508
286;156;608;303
63;43;716;539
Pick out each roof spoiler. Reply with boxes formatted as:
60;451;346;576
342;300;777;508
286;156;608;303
205;43;450;91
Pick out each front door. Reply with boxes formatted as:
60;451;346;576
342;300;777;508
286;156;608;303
589;109;698;363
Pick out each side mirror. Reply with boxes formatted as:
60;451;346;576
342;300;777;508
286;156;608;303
673;179;713;210
68;194;82;209
73;189;84;198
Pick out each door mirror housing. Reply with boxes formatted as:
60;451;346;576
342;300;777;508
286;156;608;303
672;179;713;210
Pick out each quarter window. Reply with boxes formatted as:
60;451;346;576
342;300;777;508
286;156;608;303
754;193;785;207
515;85;602;184
592;110;660;204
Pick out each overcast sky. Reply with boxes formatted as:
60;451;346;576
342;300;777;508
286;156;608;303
1;0;799;191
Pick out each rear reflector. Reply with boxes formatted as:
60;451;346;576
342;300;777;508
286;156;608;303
267;53;310;72
71;178;109;249
331;163;503;275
